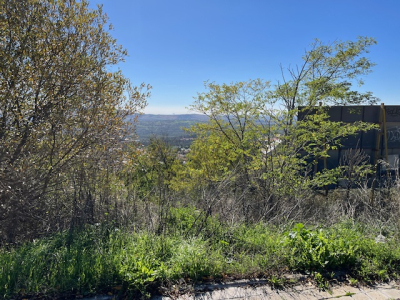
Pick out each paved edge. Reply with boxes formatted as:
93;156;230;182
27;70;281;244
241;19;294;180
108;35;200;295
152;279;400;300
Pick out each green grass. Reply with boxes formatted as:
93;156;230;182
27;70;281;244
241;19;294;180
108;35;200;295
1;209;400;299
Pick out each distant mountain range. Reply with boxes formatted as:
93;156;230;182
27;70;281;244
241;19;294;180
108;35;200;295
131;114;209;146
137;114;209;122
130;114;271;147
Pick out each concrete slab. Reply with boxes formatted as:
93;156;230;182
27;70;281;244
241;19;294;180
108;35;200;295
377;286;400;299
153;281;400;300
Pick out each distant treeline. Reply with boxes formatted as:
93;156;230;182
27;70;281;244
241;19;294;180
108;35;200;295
130;114;209;146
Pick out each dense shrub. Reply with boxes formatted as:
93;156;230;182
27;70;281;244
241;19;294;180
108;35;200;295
1;219;399;299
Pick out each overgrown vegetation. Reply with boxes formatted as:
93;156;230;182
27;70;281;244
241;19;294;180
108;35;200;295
1;212;399;299
1;0;399;299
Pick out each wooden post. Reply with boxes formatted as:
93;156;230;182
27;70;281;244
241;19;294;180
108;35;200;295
318;102;329;195
382;103;390;178
372;104;384;204
374;104;383;165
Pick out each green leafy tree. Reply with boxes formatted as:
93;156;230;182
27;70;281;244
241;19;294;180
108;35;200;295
0;0;149;242
184;37;378;222
187;79;269;180
273;37;378;112
123;138;183;232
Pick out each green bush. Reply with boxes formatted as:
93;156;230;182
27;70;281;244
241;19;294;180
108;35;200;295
283;222;400;281
1;219;400;299
166;206;223;238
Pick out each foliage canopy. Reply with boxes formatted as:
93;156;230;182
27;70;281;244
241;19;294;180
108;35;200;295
0;0;149;242
182;37;378;222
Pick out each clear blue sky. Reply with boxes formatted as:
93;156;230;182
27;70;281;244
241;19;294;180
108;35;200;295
89;0;400;114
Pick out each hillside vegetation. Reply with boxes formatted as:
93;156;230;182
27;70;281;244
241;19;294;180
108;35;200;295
1;0;399;299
